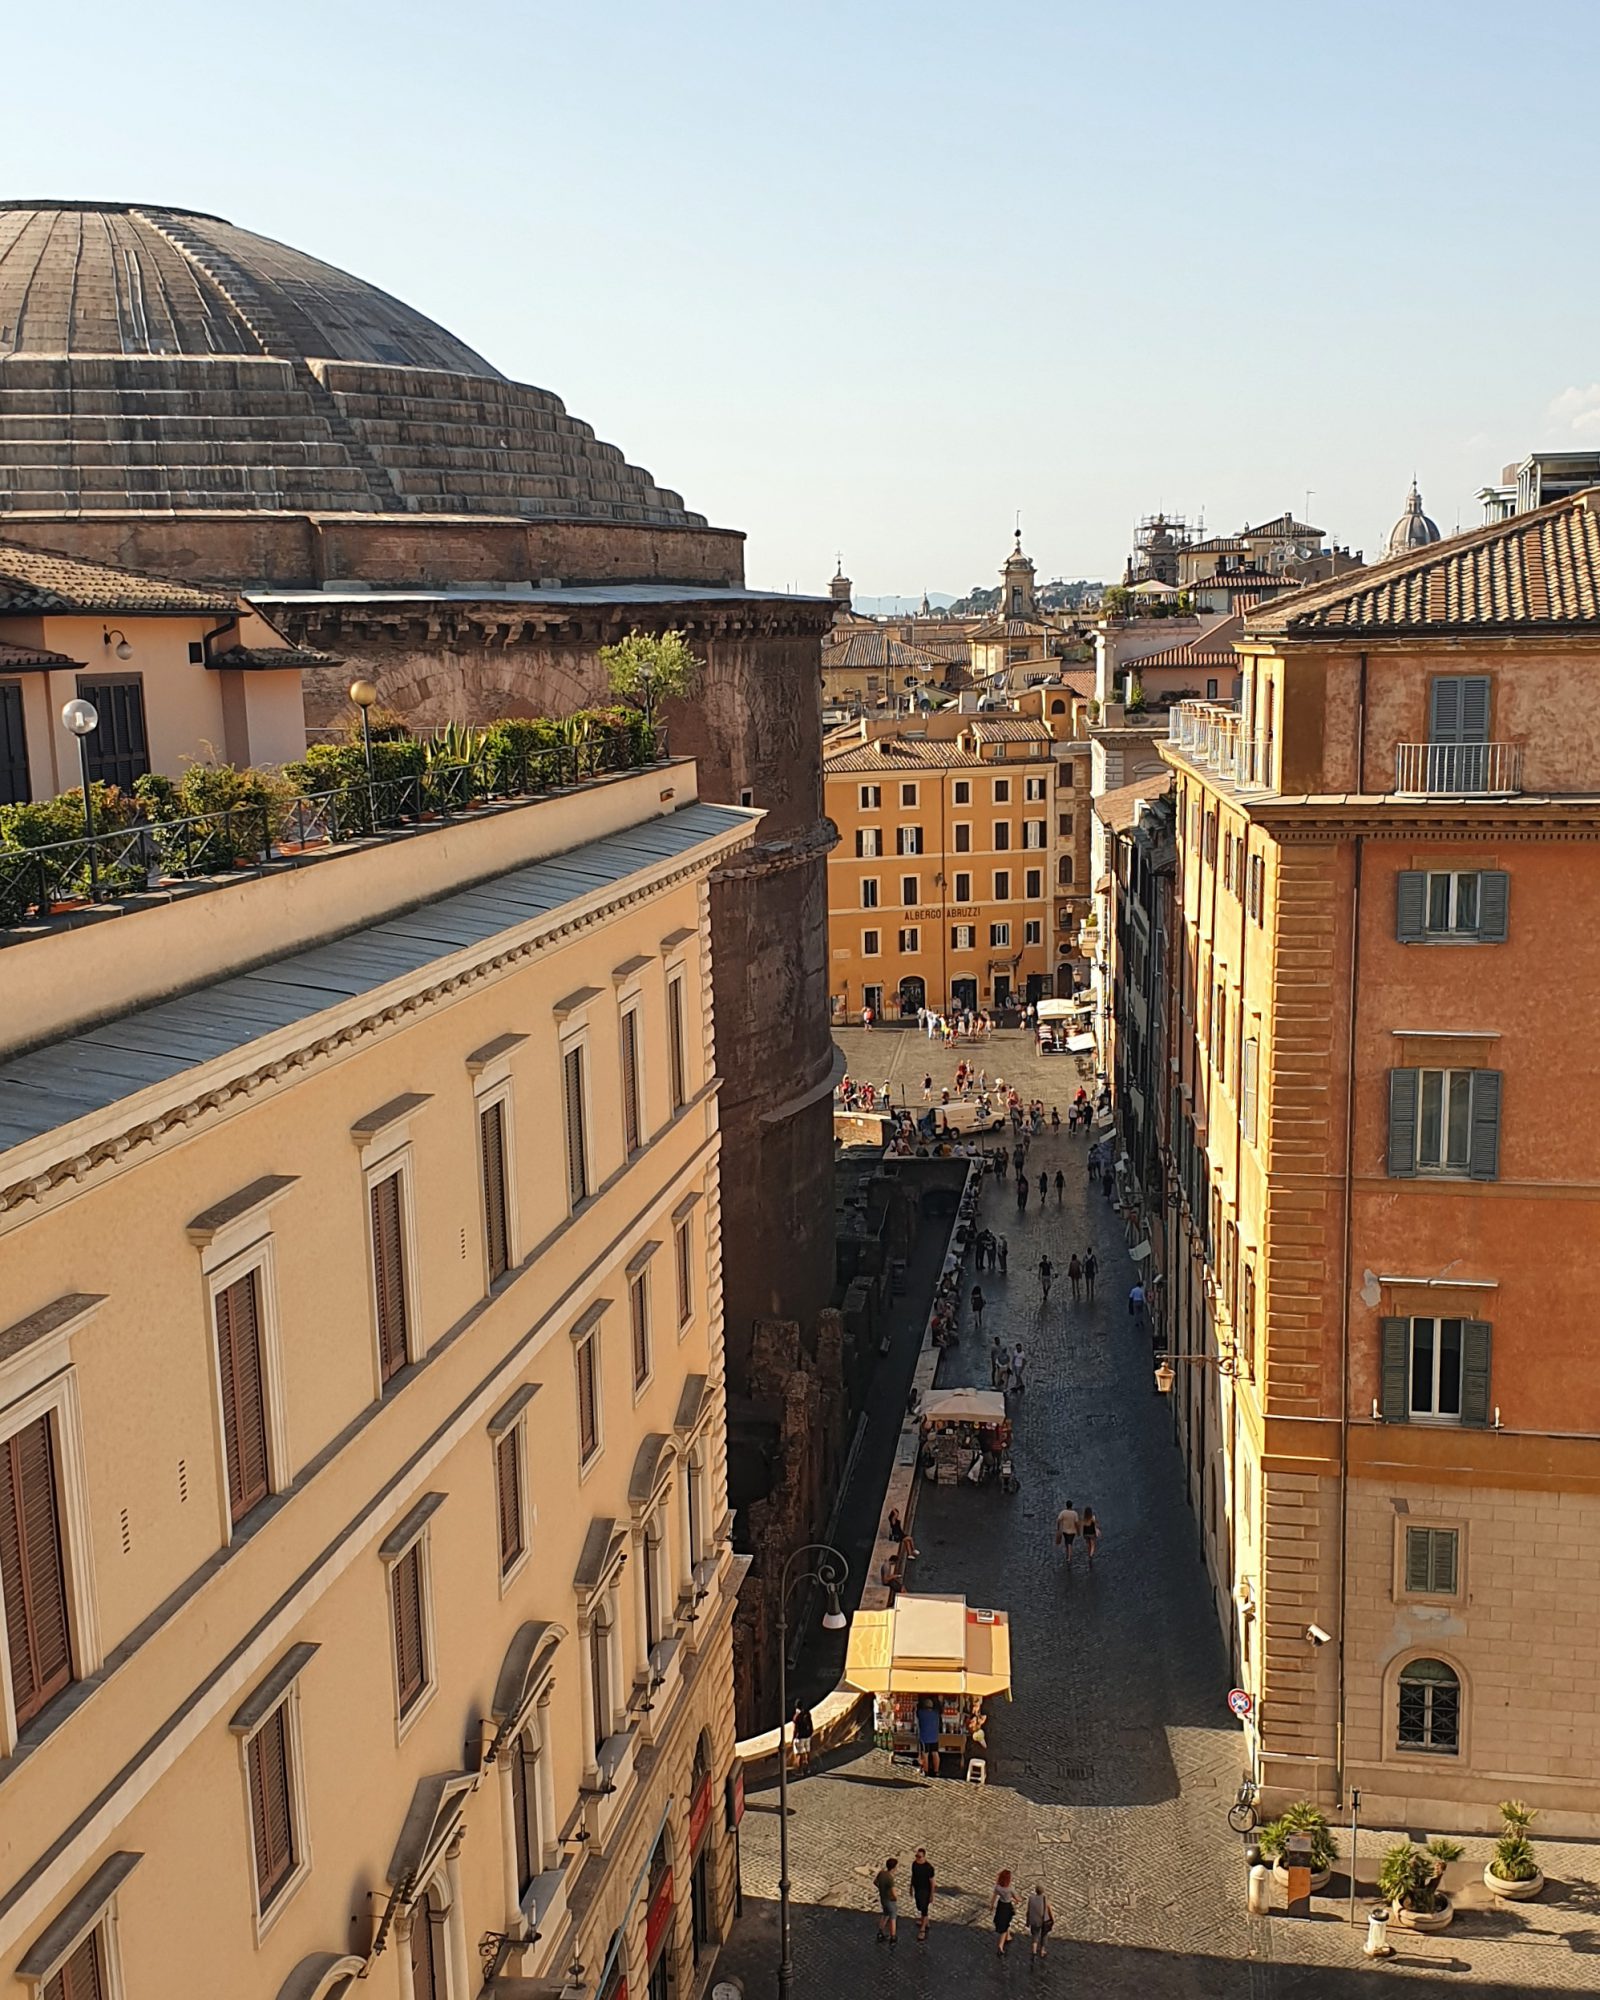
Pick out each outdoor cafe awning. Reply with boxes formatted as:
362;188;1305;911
844;1592;1012;1698
921;1388;1007;1426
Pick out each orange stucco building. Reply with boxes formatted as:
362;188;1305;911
1155;489;1600;1833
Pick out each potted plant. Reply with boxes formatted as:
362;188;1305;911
1257;1801;1337;1892
1379;1837;1462;1931
1485;1799;1544;1900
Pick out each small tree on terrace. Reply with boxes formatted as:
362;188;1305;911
600;629;703;737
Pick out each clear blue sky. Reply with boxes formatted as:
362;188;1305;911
4;0;1598;595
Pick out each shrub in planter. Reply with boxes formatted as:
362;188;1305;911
1257;1801;1338;1879
0;783;143;909
287;738;425;834
134;763;297;875
1487;1799;1543;1899
1379;1838;1462;1927
485;716;566;793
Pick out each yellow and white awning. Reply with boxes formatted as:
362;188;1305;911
844;1592;1011;1698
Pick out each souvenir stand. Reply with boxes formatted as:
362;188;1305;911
844;1592;1012;1772
918;1387;1011;1485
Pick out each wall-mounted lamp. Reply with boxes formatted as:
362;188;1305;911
102;627;133;660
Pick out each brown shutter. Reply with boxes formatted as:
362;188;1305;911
45;1929;105;2000
410;1902;440;2000
512;1743;535;1897
393;1542;427;1711
0;1413;73;1727
480;1101;509;1282
621;1011;642;1153
667;977;687;1112
248;1701;296;1908
496;1427;523;1573
216;1272;270;1525
563;1047;589;1206
371;1172;410;1381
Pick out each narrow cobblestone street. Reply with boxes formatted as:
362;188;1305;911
712;1028;1600;1998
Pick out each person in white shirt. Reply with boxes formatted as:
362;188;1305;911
1054;1501;1081;1563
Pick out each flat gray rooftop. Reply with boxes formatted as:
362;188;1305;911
0;800;744;1155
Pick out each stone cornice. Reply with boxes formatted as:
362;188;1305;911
711;816;839;882
0;827;750;1226
275;597;834;652
1249;799;1600;842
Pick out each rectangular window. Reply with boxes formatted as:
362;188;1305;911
952;924;975;950
620;1010;643;1157
953;780;971;805
576;1325;601;1463
1396;869;1509;942
0;681;29;806
993;821;1011;850
0;1414;73;1727
900;782;918;807
900;874;918;905
1025;868;1042;898
675;1218;694;1327
1241;1035;1259;1143
247;1701;298;1912
1429;674;1491;744
993;869;1010;900
480;1098;511;1277
1024;775;1047;802
1058;811;1073;836
75;675;150;790
1404;1525;1460;1596
1388;1067;1500;1178
861;877;879;908
990;921;1011;947
41;1930;106;2000
630;1269;652;1390
1247;853;1265;922
953;822;971;853
898;926;920;953
563;1045;590;1205
667;975;688;1113
1381;1316;1491;1425
855;827;881;858
993;779;1011;802
954;871;971;901
495;1425;524;1575
1223;833;1234;893
392;1540;429;1714
215;1269;271;1526
1022;819;1046;848
1024;919;1042;946
861;929;880;955
370;1170;410;1383
858;784;881;810
896;825;923;855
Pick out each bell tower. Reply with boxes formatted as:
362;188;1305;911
1001;529;1037;618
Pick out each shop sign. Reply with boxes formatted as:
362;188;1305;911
689;1773;714;1853
726;1763;746;1830
645;1866;675;1960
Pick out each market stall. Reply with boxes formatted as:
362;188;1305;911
1035;995;1092;1054
918;1387;1010;1485
845;1592;1012;1771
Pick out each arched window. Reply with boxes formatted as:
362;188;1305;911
410;1889;444;2000
1050;699;1066;715
511;1726;543;1900
1397;1657;1460;1754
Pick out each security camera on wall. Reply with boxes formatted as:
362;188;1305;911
1306;1624;1332;1647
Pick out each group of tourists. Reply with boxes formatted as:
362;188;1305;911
915;1005;996;1044
872;1853;1054;1959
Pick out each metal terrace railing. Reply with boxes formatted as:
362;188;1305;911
1394;741;1523;797
1167;700;1270;788
0;731;667;932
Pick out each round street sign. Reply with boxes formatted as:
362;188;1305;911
1227;1687;1253;1720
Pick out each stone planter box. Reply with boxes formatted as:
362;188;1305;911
1485;1864;1544;1901
1271;1861;1332;1894
1391;1895;1452;1932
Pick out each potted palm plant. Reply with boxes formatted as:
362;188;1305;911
1485;1800;1544;1900
1257;1801;1337;1892
1379;1837;1463;1931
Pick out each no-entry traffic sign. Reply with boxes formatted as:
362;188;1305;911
1227;1688;1253;1720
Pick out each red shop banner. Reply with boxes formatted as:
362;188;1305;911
689;1774;714;1854
645;1866;675;1961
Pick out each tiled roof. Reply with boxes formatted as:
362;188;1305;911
969;615;1054;641
821;631;949;671
1246;487;1600;638
1187;535;1247;555
0;637;79;670
0;540;237;616
824;738;988;773
1242;513;1323;540
1196;568;1299;593
968;718;1054;743
207;643;341;671
1094;773;1173;832
1130;616;1243;672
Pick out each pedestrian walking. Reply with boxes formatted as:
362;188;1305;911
911;1848;935;1940
998;1235;1009;1274
1067;1253;1082;1302
1037;1170;1048;1204
990;1334;1006;1388
1128;1281;1146;1331
991;1870;1017;1955
1054;1499;1081;1563
1050;1106;1061;1135
916;1694;941;1776
1054;1168;1065;1205
862;1004;874;1030
1026;1884;1054;1960
874;1858;900;1944
1037;1254;1053;1301
1016;1177;1028;1213
1008;1341;1027;1394
791;1700;815;1775
1082;1505;1100;1566
1084;1248;1098;1301
971;1284;986;1330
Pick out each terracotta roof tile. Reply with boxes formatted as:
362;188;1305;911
1093;772;1173;832
0;637;79;670
0;539;237;616
824;739;989;773
1126;616;1244;672
207;643;340;671
821;631;949;671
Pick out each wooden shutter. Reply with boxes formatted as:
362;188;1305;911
667;978;687;1112
1387;1069;1419;1177
0;1414;73;1726
676;1220;693;1325
621;1011;642;1154
216;1271;271;1526
248;1701;296;1909
512;1742;535;1897
496;1426;523;1573
1425;1528;1459;1594
1404;1526;1432;1593
392;1542;427;1711
631;1273;651;1388
1468;1071;1502;1181
410;1904;440;2000
1460;676;1491;742
371;1172;409;1381
1241;1038;1259;1144
1460;1321;1492;1427
1477;870;1509;942
1380;1318;1410;1422
1429;677;1463;743
44;1928;104;2000
480;1100;509;1282
1395;871;1427;942
577;1335;599;1461
563;1046;588;1206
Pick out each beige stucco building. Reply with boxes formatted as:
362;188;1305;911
0;743;754;1997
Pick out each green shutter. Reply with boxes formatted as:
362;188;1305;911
1431;1529;1459;1594
1404;1526;1432;1592
1460;677;1491;742
1380;1319;1410;1421
1460;1321;1492;1426
1396;872;1427;942
1387;1069;1419;1177
1429;677;1462;743
1477;871;1509;942
1468;1070;1502;1180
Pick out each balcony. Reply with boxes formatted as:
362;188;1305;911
1167;700;1267;787
1394;742;1523;797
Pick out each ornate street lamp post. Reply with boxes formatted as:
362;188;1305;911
60;697;101;899
776;1542;849;2000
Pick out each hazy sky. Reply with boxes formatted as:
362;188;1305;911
5;0;1598;596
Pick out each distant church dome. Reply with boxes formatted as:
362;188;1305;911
1387;481;1441;557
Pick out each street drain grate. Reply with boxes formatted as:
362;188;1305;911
1059;1760;1095;1780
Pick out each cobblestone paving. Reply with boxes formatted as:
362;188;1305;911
711;1029;1600;1997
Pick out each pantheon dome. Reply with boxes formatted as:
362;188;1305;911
0;200;700;526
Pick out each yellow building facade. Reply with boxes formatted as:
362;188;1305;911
825;719;1061;1018
0;760;754;1999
